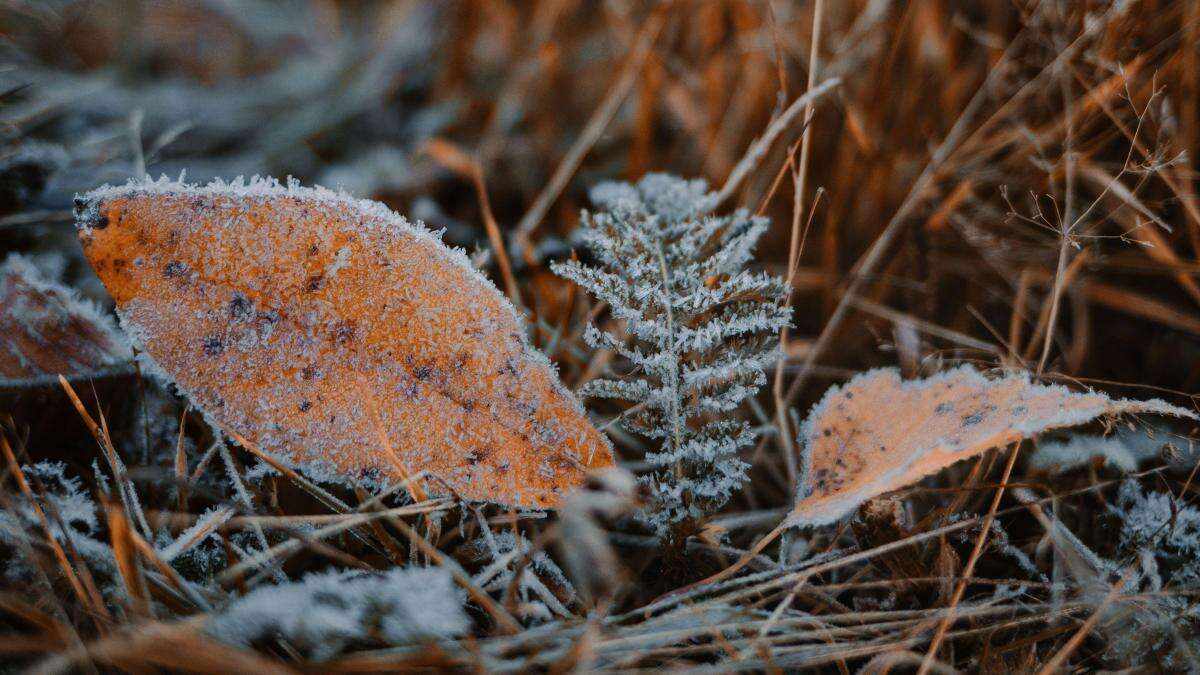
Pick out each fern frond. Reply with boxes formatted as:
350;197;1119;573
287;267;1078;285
552;173;790;538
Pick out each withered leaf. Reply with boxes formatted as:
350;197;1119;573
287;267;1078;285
0;254;131;382
75;177;613;508
791;366;1196;526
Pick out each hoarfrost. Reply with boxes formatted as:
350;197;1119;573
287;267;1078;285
75;175;612;508
791;366;1197;526
552;173;789;537
205;566;468;660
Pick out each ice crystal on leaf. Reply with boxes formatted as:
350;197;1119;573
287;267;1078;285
791;366;1197;526
552;174;790;537
73;175;613;509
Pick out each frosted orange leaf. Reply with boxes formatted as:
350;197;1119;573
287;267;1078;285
791;366;1195;526
0;254;130;382
74;177;613;508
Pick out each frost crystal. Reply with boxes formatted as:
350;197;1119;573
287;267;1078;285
1029;429;1178;474
473;529;576;622
1099;481;1200;668
1112;480;1200;588
74;175;613;509
552;173;790;537
204;566;468;659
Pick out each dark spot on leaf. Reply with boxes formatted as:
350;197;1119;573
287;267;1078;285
202;335;223;356
164;261;187;278
332;321;356;345
304;274;324;292
229;293;253;320
935;402;952;414
298;400;312;412
962;413;984;426
413;365;433;380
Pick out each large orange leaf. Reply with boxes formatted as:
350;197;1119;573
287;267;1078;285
791;366;1195;526
74;177;613;508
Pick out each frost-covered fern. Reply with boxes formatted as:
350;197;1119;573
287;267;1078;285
552;174;790;537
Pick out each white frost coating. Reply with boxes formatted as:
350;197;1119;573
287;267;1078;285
1029;431;1171;473
473;530;576;620
325;245;353;277
0;462;120;584
790;365;1198;527
157;505;235;562
1112;481;1200;587
0;254;127;352
80;173;479;277
204;566;468;659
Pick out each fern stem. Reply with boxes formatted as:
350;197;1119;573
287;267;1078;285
655;242;685;470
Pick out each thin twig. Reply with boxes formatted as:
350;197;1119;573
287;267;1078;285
713;77;841;209
511;5;670;261
918;442;1021;674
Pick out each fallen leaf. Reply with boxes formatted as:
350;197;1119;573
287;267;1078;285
74;176;613;508
791;366;1196;526
0;254;130;382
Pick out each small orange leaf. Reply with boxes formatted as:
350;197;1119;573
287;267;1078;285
74;177;613;509
791;366;1195;526
0;254;130;381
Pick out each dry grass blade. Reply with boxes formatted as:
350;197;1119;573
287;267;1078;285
27;616;299;675
714;78;841;209
0;434;102;623
511;4;670;259
2;2;1198;671
424;137;521;305
917;442;1020;673
104;501;150;617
